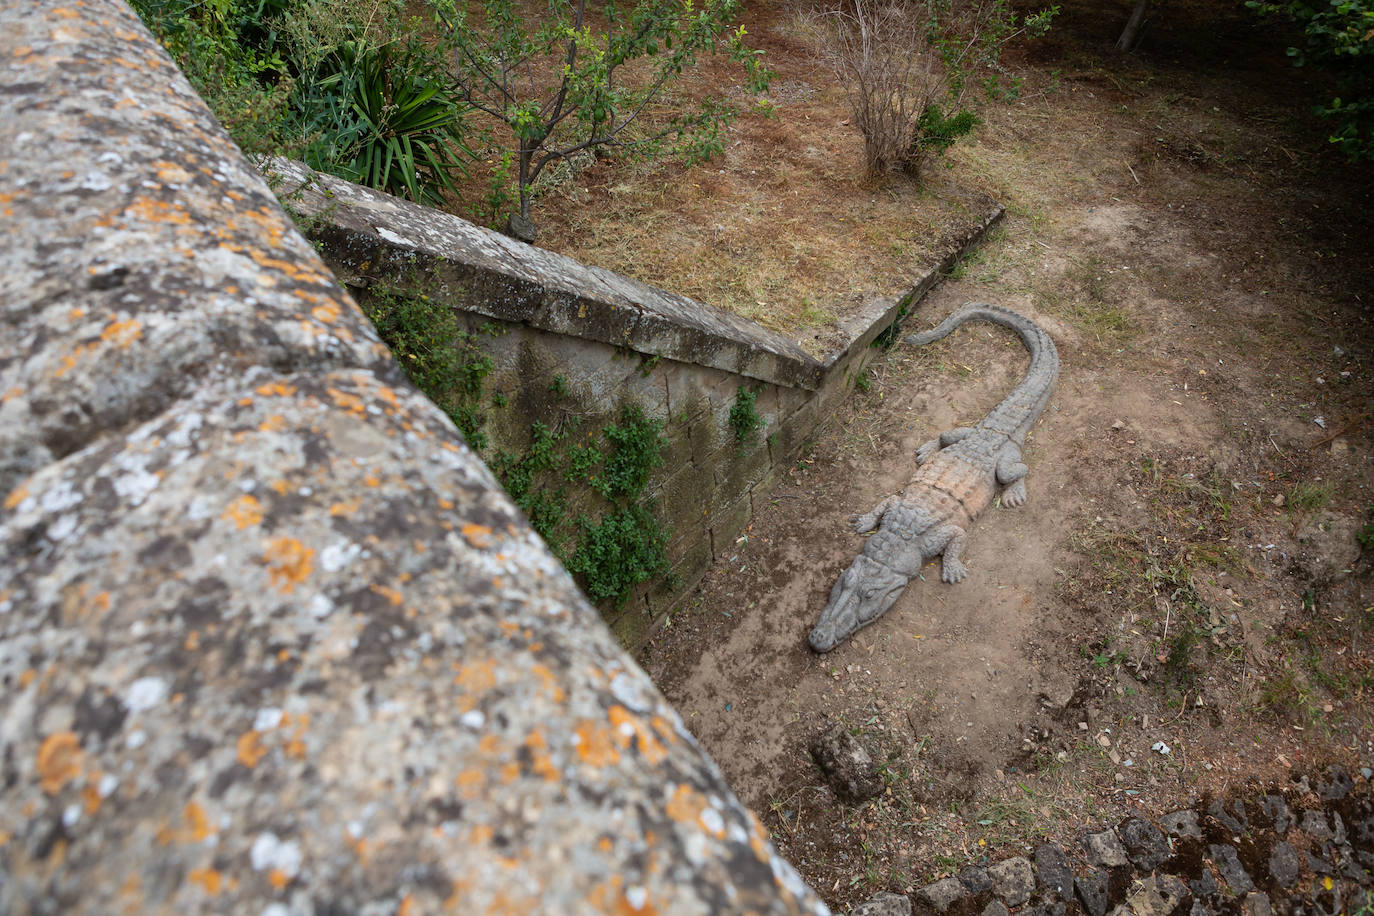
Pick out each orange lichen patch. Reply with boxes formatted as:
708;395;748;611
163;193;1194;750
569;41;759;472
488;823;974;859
270;479;291;496
311;302;341;324
477;734;501;755
258;414;287;433
1;386;22;404
255;382;297;398
3;484;28;510
438;498;454;510
348;835;369;864
82;783;102;815
126;197;192;226
11;45;32;56
374;386;399;407
238;397;254;407
650;716;679;748
184;630;201;652
263;537;313;593
51;7;79;18
327;387;366;416
369;584;403;607
268;869;291;890
153;161;192;184
398;895;415;916
453;659;499;694
183;801;213;841
53;342;96;378
329;498;362;517
221;494;263;530
462;524;493;549
18;669;36;689
284;714;309;759
527;664;567;704
574;719;620;768
246;248;332;286
37;732;82;795
363;473;382;488
100;318;142;348
456;768;486;800
608;705;667;765
523;729;558;782
188;868;222;895
236;730;268;768
664;784;708;828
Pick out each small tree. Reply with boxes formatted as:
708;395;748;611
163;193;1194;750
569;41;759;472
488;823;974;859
809;0;1056;180
433;0;771;240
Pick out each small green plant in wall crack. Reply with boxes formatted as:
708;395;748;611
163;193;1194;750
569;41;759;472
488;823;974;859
730;386;765;445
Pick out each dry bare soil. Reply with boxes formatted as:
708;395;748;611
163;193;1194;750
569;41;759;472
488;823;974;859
586;0;1374;910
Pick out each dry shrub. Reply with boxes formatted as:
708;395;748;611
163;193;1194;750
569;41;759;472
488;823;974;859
805;0;1057;180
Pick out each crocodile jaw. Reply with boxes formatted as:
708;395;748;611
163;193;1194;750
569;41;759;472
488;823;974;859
809;556;909;652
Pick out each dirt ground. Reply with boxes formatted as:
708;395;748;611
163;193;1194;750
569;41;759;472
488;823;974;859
625;0;1374;910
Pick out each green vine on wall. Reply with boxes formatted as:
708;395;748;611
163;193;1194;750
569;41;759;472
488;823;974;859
729;386;765;446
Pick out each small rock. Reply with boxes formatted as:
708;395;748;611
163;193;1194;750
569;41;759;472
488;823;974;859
1317;766;1354;801
988;856;1035;907
1207;799;1247;835
1161;810;1202;840
854;891;913;916
1260;795;1289;834
1209;844;1254;894
1118;817;1171;871
1022;903;1066;916
1305;850;1335;875
1241;891;1272;916
1190;870;1218;901
1189;902;1211;916
981;903;1010;916
1077;872;1110;916
1125;876;1186;916
916;877;968;914
1301;809;1333;841
1085;829;1130;868
1268;841;1300;888
810;722;883;803
960;866;993;897
1035;844;1075;902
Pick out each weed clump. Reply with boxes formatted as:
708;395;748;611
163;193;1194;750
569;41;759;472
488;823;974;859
730;387;766;445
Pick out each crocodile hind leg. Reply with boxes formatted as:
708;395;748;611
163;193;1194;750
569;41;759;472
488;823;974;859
851;495;900;533
925;523;970;583
996;445;1030;508
916;427;976;464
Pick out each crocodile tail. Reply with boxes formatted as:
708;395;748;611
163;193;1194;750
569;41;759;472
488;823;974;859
905;303;1059;442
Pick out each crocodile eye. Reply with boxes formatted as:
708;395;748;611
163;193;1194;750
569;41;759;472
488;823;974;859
863;588;875;600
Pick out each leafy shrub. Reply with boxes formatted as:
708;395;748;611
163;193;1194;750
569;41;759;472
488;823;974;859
1247;0;1374;160
569;505;668;605
594;405;666;501
729;387;765;444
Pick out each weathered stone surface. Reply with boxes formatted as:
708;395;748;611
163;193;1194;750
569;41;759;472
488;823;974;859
1023;902;1067;916
1086;829;1131;868
1270;841;1301;888
1301;809;1334;841
917;877;970;913
810;722;884;803
981;902;1011;916
960;865;994;897
1125;876;1188;916
1207;799;1248;835
1241;891;1273;916
1261;795;1290;834
988;856;1036;907
1209;844;1255;894
0;3;828;913
1189;869;1219;901
271;160;828;391
1035;844;1076;902
856;891;913;915
1161;810;1203;840
1078;872;1112;916
1120;817;1172;871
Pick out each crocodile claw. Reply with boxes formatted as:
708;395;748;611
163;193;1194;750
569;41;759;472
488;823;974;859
941;559;968;583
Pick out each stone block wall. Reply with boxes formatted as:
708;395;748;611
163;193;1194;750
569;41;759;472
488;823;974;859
273;161;1002;644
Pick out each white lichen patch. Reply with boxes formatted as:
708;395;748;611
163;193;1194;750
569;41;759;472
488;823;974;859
249;831;302;877
124;676;169;713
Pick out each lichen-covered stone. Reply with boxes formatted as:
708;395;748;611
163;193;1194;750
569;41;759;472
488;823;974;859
809;722;884;804
1035;844;1075;903
1085;829;1131;868
855;891;914;915
1161;810;1202;840
0;3;828;913
987;857;1035;907
1119;817;1171;871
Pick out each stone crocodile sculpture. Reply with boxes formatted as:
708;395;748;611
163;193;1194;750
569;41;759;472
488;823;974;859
808;304;1059;652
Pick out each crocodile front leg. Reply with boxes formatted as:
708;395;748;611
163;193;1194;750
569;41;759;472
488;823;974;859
996;445;1030;508
916;427;976;464
851;495;900;533
924;523;970;583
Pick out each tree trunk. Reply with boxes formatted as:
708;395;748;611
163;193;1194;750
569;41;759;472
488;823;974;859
1115;0;1150;52
507;145;537;243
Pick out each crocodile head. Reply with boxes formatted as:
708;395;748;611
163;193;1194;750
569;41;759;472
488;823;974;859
808;555;910;653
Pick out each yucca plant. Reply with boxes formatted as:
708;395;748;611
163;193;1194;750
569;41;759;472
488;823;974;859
331;41;473;205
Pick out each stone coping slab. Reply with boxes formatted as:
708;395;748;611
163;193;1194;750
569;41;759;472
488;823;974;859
0;2;828;912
